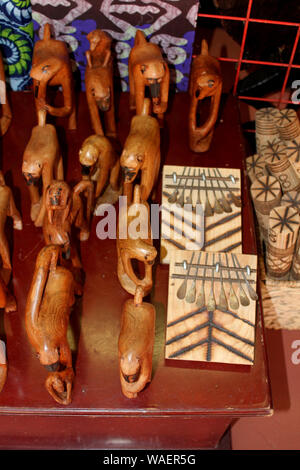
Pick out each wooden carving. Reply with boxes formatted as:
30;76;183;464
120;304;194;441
246;154;267;184
255;107;280;155
161;165;242;264
120;98;160;203
85;29;116;137
25;245;81;405
128;30;169;121
22;120;63;227
79;134;120;209
0;172;22;393
250;175;282;241
30;23;76;130
0;340;6;393
0;51;12;136
188;39;222;153
43;180;90;271
117;185;157;297
118;286;155;399
0;171;22;311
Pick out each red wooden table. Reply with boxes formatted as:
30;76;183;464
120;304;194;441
0;91;271;449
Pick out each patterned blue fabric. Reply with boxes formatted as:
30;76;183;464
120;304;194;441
32;1;199;92
0;0;33;90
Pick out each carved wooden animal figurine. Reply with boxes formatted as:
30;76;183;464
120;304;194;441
85;29;116;137
117;185;157;296
22;120;63;227
79;134;120;208
188;39;222;152
25;245;80;405
30;23;76;130
0;51;12;136
120;98;160;203
0;171;22;311
266;205;300;279
118;286;156;399
43;180;90;270
129;30;169;121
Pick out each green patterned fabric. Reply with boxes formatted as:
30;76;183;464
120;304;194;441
0;0;33;90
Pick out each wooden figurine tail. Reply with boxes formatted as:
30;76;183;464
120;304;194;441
134;30;147;46
201;39;209;56
134;285;144;306
133;184;141;204
43;23;52;41
38;109;47;127
141;98;151;116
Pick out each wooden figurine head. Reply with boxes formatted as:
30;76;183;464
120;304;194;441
189;39;222;152
117;184;157;296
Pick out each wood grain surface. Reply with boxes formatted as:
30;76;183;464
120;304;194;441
166;250;257;365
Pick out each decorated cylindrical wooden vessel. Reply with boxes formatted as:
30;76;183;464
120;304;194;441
266;205;300;279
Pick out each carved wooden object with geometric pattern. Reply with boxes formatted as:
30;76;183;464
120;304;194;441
165;250;258;365
250;175;282;240
246;154;267;183
266;205;300;279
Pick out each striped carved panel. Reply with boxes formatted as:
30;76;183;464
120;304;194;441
160;165;242;264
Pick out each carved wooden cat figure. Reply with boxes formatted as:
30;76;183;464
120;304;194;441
30;23;76;130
